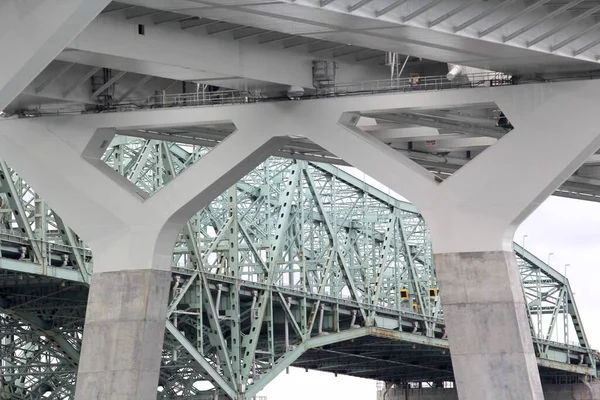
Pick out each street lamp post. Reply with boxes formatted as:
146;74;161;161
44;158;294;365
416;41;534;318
548;253;554;265
522;234;528;248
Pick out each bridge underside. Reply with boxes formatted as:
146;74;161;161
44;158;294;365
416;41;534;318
0;137;597;398
0;268;593;399
4;2;600;399
296;339;581;385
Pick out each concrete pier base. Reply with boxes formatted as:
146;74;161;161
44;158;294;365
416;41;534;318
74;269;172;400
434;251;544;400
379;382;600;400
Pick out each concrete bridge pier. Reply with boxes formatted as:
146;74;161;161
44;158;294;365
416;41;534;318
3;10;600;394
0;1;600;399
297;81;600;399
0;113;285;398
0;7;291;396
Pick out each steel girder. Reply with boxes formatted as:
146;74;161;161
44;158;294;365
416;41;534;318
0;135;597;398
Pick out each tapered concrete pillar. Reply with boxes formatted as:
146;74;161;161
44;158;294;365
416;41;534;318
435;252;542;399
75;269;172;398
299;79;600;400
0;108;286;399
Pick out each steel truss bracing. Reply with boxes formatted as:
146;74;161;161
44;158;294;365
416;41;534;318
0;136;597;399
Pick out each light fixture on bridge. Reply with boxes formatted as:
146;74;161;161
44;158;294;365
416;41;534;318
400;289;409;300
446;64;465;81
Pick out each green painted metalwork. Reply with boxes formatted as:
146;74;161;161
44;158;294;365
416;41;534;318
0;136;596;399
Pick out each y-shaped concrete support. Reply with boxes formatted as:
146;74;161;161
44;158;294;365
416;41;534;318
2;77;599;399
0;0;110;111
0;107;287;399
297;80;600;400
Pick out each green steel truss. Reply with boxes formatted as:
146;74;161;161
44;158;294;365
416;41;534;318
0;136;596;399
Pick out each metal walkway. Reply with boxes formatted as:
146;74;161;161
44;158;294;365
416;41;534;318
17;71;517;117
0;136;597;399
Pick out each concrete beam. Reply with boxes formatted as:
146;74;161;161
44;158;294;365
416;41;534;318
119;0;600;73
0;0;110;111
0;106;284;253
62;11;389;89
409;137;497;153
8;61;221;114
5;79;600;252
55;51;232;83
577;164;600;179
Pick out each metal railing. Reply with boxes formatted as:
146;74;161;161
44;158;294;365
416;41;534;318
324;71;513;95
113;89;255;113
16;70;600;118
16;72;516;117
109;72;514;112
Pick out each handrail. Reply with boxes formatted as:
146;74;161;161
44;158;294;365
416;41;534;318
14;72;516;117
109;72;515;113
13;70;600;118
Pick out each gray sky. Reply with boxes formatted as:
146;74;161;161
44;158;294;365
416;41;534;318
257;193;600;400
515;196;600;348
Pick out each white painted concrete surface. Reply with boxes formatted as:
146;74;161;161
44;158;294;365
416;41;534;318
0;0;110;111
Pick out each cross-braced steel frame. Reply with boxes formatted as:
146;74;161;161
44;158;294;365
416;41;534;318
0;136;596;399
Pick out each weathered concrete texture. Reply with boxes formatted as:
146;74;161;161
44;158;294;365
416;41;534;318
74;269;172;400
381;381;600;400
542;383;600;400
434;251;544;400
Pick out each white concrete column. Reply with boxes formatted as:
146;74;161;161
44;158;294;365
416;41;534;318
0;0;110;111
299;80;600;400
0;109;284;399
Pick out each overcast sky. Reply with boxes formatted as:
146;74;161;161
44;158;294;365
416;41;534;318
257;189;600;400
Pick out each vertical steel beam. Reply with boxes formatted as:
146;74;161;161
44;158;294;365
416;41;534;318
0;162;43;263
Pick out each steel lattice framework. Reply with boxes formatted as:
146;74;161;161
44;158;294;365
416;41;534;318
0;136;597;399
